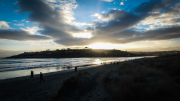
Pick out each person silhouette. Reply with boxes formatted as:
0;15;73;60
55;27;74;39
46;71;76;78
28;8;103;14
75;67;77;72
30;70;34;78
39;72;45;83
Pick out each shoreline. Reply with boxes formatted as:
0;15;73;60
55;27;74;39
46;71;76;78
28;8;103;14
1;54;180;101
0;61;119;84
4;56;146;59
0;56;147;80
0;62;123;101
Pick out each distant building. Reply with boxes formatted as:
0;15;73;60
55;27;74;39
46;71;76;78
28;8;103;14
39;51;44;54
22;52;33;55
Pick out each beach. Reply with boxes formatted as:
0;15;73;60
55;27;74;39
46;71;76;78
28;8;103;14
0;63;120;101
1;54;180;101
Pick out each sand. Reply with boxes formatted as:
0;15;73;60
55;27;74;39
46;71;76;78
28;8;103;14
0;63;120;101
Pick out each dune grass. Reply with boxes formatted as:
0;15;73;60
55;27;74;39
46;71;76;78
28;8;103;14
57;71;96;99
99;54;180;101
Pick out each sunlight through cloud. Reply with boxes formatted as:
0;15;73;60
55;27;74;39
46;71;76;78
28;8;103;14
89;43;119;49
73;33;92;38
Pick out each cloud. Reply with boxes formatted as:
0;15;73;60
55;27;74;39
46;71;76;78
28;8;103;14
3;0;180;47
14;23;24;26
120;2;124;5
101;0;114;2
0;30;51;41
20;26;43;34
138;2;180;30
44;0;78;24
91;13;100;17
134;0;177;13
70;22;94;27
21;19;25;21
92;10;146;34
45;0;56;3
117;26;180;44
16;0;79;37
54;0;180;46
0;21;11;29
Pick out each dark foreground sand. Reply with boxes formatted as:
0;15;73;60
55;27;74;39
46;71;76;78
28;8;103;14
0;63;120;101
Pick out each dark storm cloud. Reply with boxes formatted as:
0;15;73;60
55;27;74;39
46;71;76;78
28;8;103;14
116;26;180;43
0;0;77;42
16;0;79;40
39;26;71;39
0;30;51;41
93;10;147;36
16;0;59;24
0;0;58;41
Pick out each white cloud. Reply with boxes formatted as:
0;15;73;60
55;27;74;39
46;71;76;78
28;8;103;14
21;19;25;21
0;21;11;29
91;13;113;21
25;42;41;46
70;22;94;27
73;33;92;38
91;13;100;17
45;0;78;24
44;0;96;29
20;26;43;35
120;2;124;5
91;11;125;21
14;23;24;26
45;0;56;2
101;11;106;13
101;0;114;2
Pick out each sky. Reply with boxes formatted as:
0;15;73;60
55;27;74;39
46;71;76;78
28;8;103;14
0;0;180;57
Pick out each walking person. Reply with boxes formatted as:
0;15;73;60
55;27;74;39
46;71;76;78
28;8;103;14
75;66;77;72
30;70;34;78
39;72;45;83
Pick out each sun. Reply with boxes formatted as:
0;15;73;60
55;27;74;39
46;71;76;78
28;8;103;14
88;43;119;49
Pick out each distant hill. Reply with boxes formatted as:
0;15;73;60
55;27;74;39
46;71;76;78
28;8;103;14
130;51;180;56
5;49;139;59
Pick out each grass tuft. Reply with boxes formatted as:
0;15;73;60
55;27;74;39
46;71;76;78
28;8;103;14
57;71;95;98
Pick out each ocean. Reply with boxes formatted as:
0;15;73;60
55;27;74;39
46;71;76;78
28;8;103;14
0;57;147;79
